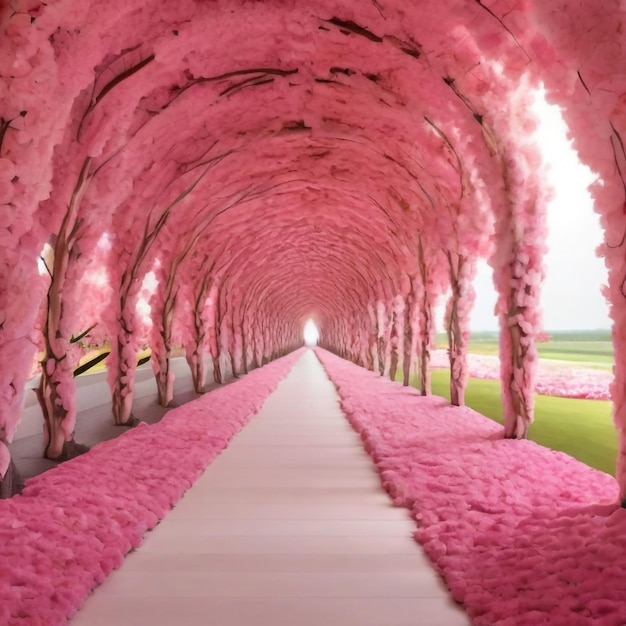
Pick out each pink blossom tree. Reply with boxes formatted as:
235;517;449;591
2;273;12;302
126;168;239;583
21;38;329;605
34;148;123;459
487;84;549;439
180;253;217;393
0;5;75;490
525;0;626;500
107;153;229;424
37;231;112;459
420;117;489;406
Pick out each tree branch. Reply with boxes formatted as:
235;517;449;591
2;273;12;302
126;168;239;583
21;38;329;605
77;51;155;139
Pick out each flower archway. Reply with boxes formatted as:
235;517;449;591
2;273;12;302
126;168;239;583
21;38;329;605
1;0;625;502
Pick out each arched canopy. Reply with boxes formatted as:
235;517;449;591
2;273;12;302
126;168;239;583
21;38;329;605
2;0;626;493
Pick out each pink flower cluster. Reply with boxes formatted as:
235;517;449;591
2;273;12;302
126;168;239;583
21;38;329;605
431;349;613;400
0;350;301;626
316;348;626;626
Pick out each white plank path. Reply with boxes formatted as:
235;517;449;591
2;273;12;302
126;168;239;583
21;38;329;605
71;350;469;626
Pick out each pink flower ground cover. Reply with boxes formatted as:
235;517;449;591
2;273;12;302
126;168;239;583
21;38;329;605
316;348;626;626
431;349;613;400
0;350;302;626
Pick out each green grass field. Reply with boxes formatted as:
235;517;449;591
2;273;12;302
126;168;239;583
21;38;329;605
408;330;618;476
435;330;615;370
428;370;617;476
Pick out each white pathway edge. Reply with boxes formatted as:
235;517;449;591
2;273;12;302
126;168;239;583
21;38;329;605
71;350;469;626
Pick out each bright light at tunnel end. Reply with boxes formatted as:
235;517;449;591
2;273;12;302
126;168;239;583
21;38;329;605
303;319;320;346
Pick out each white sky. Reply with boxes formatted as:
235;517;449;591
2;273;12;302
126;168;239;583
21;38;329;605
303;319;320;345
441;90;611;333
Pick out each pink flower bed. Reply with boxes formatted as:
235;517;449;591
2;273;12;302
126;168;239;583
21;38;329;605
316;348;626;626
0;350;302;626
431;349;613;400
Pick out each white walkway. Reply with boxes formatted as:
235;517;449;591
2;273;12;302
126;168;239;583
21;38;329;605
71;350;468;626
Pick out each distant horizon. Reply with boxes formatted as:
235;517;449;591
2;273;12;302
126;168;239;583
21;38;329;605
465;327;611;334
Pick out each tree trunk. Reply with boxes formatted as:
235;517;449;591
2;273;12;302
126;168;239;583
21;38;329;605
419;346;432;396
210;289;223;383
36;364;89;460
37;367;70;459
418;240;433;396
253;334;263;369
389;321;399;382
212;356;223;384
110;328;139;426
389;350;398;381
36;158;94;455
446;253;477;406
366;331;376;371
153;355;175;407
240;322;249;374
185;343;206;393
186;274;211;393
377;336;385;376
491;163;542;440
229;346;239;378
250;342;259;370
501;319;533;439
151;285;177;407
403;288;414;387
152;343;174;406
447;301;464;407
37;340;83;458
0;442;23;499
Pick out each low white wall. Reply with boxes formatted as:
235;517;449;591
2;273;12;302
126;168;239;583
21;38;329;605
14;356;210;441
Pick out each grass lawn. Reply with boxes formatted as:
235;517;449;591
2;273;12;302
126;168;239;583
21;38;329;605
404;369;617;476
